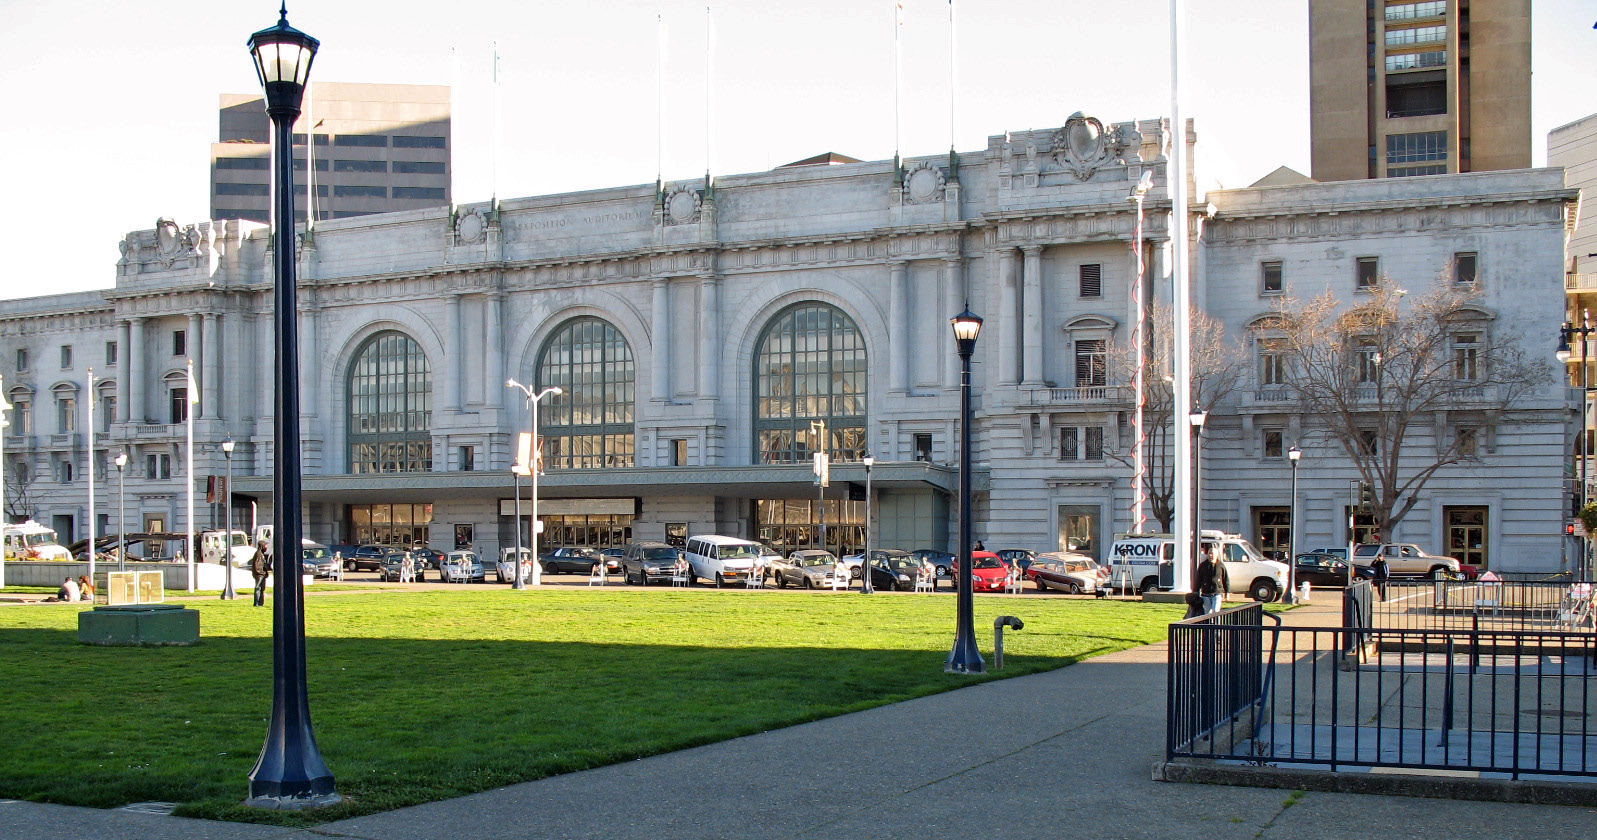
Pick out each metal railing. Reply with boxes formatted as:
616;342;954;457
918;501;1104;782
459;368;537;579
1167;596;1597;779
1370;579;1596;635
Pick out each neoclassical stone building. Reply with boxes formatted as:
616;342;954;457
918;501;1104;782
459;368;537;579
0;114;1577;571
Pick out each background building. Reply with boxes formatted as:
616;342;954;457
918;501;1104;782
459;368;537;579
211;82;451;225
2;113;1574;573
1310;0;1531;182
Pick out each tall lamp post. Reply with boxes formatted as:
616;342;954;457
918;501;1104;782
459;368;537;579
507;380;563;587
1285;445;1302;604
0;378;10;589
220;439;238;600
861;453;875;595
1557;313;1593;579
1187;409;1208;617
244;5;339;810
947;307;984;674
1126;171;1153;533
115;452;128;573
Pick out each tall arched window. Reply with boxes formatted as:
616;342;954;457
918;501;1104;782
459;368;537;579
754;303;866;463
348;331;433;473
536;318;635;469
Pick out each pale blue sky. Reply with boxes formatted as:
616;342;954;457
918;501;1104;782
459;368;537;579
3;0;1591;299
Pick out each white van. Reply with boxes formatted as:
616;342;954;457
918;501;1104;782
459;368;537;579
2;521;69;560
683;535;761;587
1107;530;1289;602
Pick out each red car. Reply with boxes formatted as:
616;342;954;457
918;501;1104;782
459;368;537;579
961;551;1010;592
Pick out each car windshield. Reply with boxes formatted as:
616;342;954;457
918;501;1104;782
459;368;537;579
24;533;55;547
645;548;681;560
798;554;832;568
719;545;758;559
972;557;1003;569
887;556;917;571
303;547;329;559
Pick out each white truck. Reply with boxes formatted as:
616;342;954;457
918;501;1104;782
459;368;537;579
201;529;256;567
1107;530;1290;602
2;521;71;560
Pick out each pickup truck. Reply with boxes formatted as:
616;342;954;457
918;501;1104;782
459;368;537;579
1351;544;1462;579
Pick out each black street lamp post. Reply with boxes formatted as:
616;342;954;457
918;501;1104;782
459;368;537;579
221;439;237;601
114;452;128;573
1186;410;1207;618
244;4;338;810
1558;315;1593;579
946;308;985;674
861;454;875;594
1285;445;1301;604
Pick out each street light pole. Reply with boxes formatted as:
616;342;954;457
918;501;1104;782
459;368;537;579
115;452;128;573
1187;410;1207;616
244;4;338;810
947;308;985;674
0;377;10;589
861;454;874;594
1557;313;1593;579
1126;172;1153;533
508;380;563;587
1285;445;1302;604
221;439;237;600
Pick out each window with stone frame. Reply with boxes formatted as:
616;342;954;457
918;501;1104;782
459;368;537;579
347;331;433;474
1260;260;1284;295
1262;428;1284;459
1074;340;1107;387
754;303;864;465
1355;257;1380;290
1079;264;1102;298
1357;428;1379;456
1455;425;1480;458
1453;332;1480;380
1356;343;1380;383
1258;339;1287;386
539;317;636;469
1453;252;1477;285
1059;426;1105;461
53;384;76;434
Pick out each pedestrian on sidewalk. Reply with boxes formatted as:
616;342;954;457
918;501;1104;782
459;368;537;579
1197;547;1227;615
251;540;272;607
1371;554;1389;601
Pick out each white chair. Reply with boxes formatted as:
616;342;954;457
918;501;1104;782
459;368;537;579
831;566;850;591
745;561;765;589
914;565;935;593
1557;583;1593;631
1004;567;1024;594
588;562;606;587
671;562;691;587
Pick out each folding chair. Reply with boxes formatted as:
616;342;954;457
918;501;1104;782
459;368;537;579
831;566;850;591
745;562;765;589
914;565;935;593
671;563;691;587
588;562;606;587
1003;567;1024;594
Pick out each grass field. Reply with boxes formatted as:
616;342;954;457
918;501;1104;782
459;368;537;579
0;588;1182;825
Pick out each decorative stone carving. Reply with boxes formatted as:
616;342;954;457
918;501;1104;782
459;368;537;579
455;207;487;244
663;186;702;226
1051;112;1137;181
155;217;182;257
903;162;947;205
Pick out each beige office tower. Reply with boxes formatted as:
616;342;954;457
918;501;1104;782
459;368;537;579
210;82;451;225
1309;0;1530;181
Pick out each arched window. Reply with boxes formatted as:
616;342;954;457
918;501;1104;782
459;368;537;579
536;318;635;469
754;303;866;463
348;331;433;474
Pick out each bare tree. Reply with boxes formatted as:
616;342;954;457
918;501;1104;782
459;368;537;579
1262;283;1546;537
4;460;44;523
1107;302;1248;531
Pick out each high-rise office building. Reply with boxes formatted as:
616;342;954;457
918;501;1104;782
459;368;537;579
210;82;451;224
1309;0;1530;182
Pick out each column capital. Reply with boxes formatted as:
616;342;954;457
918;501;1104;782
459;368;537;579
1021;244;1044;257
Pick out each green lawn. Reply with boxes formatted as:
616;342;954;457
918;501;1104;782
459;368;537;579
0;588;1182;825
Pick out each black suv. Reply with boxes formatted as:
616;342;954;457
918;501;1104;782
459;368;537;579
621;542;684;586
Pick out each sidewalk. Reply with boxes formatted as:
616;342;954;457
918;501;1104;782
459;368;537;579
4;600;1593;840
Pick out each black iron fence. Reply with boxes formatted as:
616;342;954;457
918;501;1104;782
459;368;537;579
1167;602;1597;779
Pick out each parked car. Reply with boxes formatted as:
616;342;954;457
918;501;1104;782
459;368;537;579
440;550;486;582
600;547;626;575
834;553;866;579
497;547;533;583
347;544;395;572
911;548;955;578
300;542;337;578
410;546;445;571
539;546;605;575
1305;547;1349;560
1350;543;1462;579
996;549;1042;574
379;551;430;582
621;542;684;586
964;551;1010;592
771;549;848;589
1291;553;1375;589
683;535;761;586
1027;552;1106;595
862;549;920;591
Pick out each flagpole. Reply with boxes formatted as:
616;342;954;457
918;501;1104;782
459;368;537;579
893;0;903;175
305;83;316;231
704;2;714;191
1168;0;1194;594
186;357;197;593
86;368;96;583
947;0;956;154
492;42;501;209
657;3;666;197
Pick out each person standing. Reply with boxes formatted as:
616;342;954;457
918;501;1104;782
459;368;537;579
251;540;272;607
1196;546;1228;614
1370;553;1390;602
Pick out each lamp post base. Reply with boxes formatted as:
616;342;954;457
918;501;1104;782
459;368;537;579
244;790;342;811
945;638;986;674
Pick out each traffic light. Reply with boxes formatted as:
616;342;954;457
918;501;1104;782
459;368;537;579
1358;481;1374;514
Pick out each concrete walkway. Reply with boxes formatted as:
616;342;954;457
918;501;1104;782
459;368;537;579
4;599;1594;840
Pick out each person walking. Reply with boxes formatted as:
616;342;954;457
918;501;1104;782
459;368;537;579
1370;553;1390;602
1196;546;1228;615
251;540;272;607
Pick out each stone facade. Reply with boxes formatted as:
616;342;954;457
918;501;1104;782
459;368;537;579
0;114;1577;572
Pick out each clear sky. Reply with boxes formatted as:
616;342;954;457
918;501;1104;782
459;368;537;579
3;0;1592;301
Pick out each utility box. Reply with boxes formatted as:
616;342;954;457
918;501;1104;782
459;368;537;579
78;604;199;646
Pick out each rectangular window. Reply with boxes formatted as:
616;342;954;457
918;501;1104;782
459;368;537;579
672;439;688;466
1385;80;1447;118
215;182;270;196
1386;131;1448;165
57;459;73;483
1074;340;1107;387
1388;164;1447;177
12;400;30;435
1386;2;1446;21
146;453;171;480
105;341;117;367
1453;252;1477;284
56;395;75;433
1084;427;1104;460
459;445;475;471
1261;261;1283;295
1060;428;1079;460
1079;264;1102;298
169;387;188;424
1456;426;1479;457
16;348;27;370
393;160;447;174
333;134;388;147
334;159;387;173
1263;429;1284;459
1384;25;1446;47
215;157;269;170
913;433;933;462
1357;429;1379;456
1259;340;1286;386
1453;333;1479;380
101;395;116;432
1356;257;1380;289
1385;50;1447;71
393;186;447;200
1059;427;1104;461
1357;344;1380;382
393;135;447;149
59;345;72;369
173;330;186;357
335;185;388;198
290;134;330;146
291;158;330;172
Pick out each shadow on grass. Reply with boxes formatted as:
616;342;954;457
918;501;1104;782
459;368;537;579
0;627;1090;827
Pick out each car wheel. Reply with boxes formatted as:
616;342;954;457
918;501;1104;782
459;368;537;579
1138;577;1159;595
1249;579;1280;602
1064;582;1080;595
715;572;725;588
776;574;787;589
1428;565;1454;581
936;565;949;578
804;578;815;590
544;563;558;576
